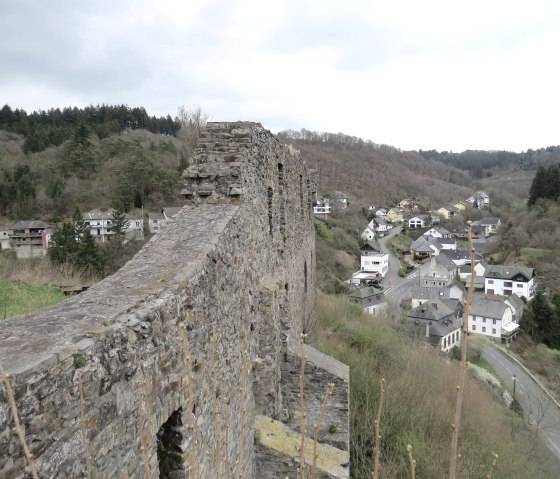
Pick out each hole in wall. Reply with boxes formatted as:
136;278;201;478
157;409;188;478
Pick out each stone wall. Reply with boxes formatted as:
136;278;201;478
0;122;348;478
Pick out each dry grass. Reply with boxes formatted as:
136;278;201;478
316;292;560;479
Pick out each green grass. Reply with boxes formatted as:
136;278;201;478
0;280;66;319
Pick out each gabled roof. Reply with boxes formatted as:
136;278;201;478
86;207;115;220
469;294;510;319
434;253;457;270
505;293;524;313
409;215;428;222
348;286;385;300
147;212;165;220
361;240;381;252
410;286;450;301
445;248;482;262
411;236;434;253
10;220;51;230
474;217;501;226
408;298;455;322
438;237;457;246
163;206;182;218
485;265;534;281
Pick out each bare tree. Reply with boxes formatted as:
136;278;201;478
177;105;209;152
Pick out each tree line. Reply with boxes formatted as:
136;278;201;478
527;163;560;206
523;289;560;349
0;104;181;153
417;147;560;178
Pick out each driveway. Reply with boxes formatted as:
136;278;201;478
481;343;560;460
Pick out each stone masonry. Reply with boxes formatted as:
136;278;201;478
0;122;349;478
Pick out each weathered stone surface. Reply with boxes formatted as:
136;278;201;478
0;122;346;479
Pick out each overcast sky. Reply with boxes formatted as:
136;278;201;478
1;0;559;152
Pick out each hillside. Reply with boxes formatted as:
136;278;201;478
278;130;475;208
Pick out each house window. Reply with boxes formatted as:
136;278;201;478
482;318;486;323
517;283;523;288
472;325;476;331
487;280;494;284
492;329;496;334
482;327;486;333
504;281;512;287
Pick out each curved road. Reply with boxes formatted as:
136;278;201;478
377;226;419;305
482;343;560;460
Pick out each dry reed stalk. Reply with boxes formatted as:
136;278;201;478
298;333;308;479
486;452;498;478
78;371;93;478
236;347;249;479
406;444;416;479
448;221;475;479
0;363;39;479
311;382;335;479
179;322;198;477
372;377;385;479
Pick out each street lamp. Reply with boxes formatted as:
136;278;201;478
512;374;517;398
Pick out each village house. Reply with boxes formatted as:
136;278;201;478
0;227;10;251
84;208;144;243
386;207;405;223
313;197;332;215
459;260;489;288
399;198;418;211
473;217;502;235
348;286;387;315
410;236;441;260
375;208;387;218
468;294;519;343
373;218;389;234
484;265;535;300
361;224;376;242
408;215;428;229
438;237;457;251
8;220;52;259
445;248;483;267
436;205;460;220
419;254;458;287
148;206;182;234
360;241;389;278
452;201;468;211
364;203;376;212
424;226;452;239
407;299;463;352
409;282;465;309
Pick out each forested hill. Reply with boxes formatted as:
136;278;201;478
0;104;180;154
278;129;474;207
417;147;560;179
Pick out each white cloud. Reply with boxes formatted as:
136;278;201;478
1;0;560;151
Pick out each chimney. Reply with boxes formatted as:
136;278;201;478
431;302;438;309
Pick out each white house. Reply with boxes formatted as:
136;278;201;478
360;241;389;277
373;218;389;233
484;265;535;300
348;287;387;315
408;215;428;228
0;228;11;251
409;282;465;309
468;294;518;342
361;225;376;241
84;208;144;243
424;226;452;239
313;197;332;215
375;208;387;218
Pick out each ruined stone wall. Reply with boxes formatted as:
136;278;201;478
0;122;348;479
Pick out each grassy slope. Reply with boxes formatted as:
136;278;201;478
316;292;560;479
0;279;66;319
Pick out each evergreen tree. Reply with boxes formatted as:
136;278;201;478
109;206;130;241
75;230;104;277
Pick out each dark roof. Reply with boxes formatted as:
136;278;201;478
410;286;450;301
485;265;534;281
360;240;381;252
348;287;386;306
407;300;462;338
10;220;50;230
445;248;482;262
434;253;457;270
411;236;434;253
469;294;510;319
474;217;501;226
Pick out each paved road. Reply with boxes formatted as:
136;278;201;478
481;343;560;460
377;226;419;305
